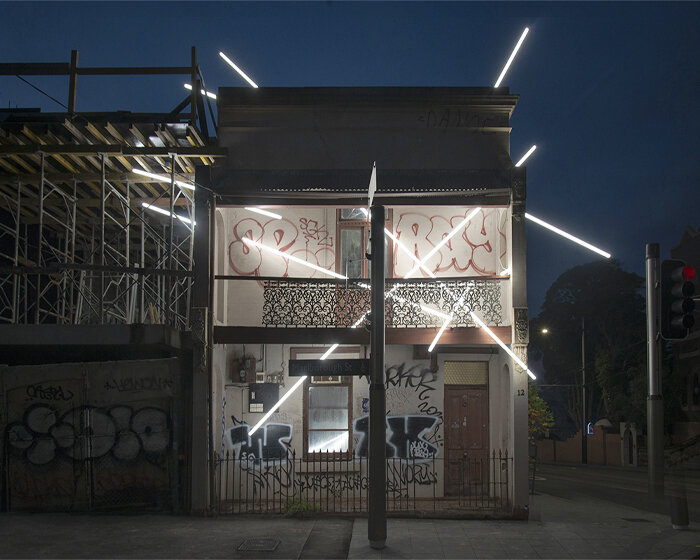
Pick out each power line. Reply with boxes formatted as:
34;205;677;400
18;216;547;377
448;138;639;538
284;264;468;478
15;75;68;110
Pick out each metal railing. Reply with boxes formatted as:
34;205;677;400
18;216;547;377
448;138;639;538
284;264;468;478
213;449;511;515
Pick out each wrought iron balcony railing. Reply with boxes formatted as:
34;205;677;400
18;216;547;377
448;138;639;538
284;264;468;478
261;278;505;328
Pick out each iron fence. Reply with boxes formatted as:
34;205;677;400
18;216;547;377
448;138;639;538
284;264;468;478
213;449;511;515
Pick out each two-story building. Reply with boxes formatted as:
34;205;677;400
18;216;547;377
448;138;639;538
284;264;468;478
194;87;531;517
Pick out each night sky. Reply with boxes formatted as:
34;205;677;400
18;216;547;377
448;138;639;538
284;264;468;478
2;1;698;315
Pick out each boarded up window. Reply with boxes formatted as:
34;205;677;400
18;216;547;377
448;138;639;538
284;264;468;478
444;361;488;385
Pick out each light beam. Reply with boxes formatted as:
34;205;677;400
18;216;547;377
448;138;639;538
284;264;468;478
242;238;347;279
525;213;612;259
494;27;530;88
141;202;193;225
515;145;537;167
244;207;282;220
219;51;259;88
470;311;536;379
132;168;194;191
184;83;217;100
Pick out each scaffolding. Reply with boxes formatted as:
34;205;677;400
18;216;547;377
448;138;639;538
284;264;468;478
0;50;225;328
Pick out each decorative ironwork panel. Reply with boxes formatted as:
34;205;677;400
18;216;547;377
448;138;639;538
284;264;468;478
262;279;503;328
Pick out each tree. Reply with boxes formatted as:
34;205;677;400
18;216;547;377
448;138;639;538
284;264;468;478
530;259;648;429
528;381;554;444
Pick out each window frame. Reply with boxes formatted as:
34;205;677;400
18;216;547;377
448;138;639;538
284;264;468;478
336;209;393;279
292;346;361;460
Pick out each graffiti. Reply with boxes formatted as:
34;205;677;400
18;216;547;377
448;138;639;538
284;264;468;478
353;414;439;460
10;472;75;502
393;209;500;276
103;376;173;393
296;472;367;496
25;384;74;401
418;107;493;130
225;423;292;462
6;403;171;465
386;363;437;401
234;458;295;494
299;218;333;247
228;216;335;278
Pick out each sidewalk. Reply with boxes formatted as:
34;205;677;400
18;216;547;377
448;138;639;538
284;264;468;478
0;492;698;559
348;492;700;559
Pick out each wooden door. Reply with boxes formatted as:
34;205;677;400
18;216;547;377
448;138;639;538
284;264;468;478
444;386;488;495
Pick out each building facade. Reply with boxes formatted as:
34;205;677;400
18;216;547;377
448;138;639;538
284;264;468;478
201;87;531;516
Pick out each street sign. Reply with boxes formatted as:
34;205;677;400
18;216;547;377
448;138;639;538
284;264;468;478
289;359;370;377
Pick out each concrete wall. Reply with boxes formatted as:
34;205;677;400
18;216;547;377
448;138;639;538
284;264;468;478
1;358;183;511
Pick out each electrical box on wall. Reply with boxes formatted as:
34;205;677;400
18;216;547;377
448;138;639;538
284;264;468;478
248;383;279;413
232;357;257;384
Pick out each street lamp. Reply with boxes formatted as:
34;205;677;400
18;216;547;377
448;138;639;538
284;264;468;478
541;318;587;464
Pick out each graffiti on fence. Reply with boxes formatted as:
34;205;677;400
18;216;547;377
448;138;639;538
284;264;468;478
353;414;439;460
103;376;173;393
25;384;75;402
225;422;292;462
6;403;171;465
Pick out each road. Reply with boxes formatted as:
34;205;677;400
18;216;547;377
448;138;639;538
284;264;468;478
533;460;700;521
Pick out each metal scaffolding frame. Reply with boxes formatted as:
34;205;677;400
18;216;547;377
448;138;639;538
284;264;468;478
0;49;226;328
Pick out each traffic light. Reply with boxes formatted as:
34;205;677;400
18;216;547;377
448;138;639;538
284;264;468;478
660;259;695;340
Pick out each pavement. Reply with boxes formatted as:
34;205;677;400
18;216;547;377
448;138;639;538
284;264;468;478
0;485;698;559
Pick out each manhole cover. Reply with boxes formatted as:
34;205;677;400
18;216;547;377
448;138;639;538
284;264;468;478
622;518;652;523
238;538;280;552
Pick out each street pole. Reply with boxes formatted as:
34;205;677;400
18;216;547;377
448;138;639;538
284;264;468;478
581;316;587;464
646;242;664;503
368;204;386;549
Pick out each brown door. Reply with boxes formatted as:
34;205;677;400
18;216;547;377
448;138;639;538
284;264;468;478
444;386;488;495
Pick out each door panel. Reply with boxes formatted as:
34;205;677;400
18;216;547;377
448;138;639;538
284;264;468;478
444;386;488;495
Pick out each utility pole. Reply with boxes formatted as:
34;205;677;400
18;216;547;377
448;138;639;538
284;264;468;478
646;242;664;503
368;204;386;549
581;316;587;464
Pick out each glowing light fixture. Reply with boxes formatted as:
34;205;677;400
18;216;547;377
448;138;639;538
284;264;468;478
141;202;193;225
249;344;338;436
515;145;537;167
541;328;549;334
404;207;481;278
470;311;536;379
184;83;216;100
525;213;611;259
244;207;282;220
131;168;194;191
219;51;259;88
384;228;435;278
242;238;347;279
429;317;452;353
494;27;529;88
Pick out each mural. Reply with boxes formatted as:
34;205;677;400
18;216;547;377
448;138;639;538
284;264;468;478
353;414;440;460
225;422;292;462
6;403;171;465
228;215;335;278
393;208;505;276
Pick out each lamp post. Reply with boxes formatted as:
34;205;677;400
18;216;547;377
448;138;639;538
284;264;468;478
541;319;587;464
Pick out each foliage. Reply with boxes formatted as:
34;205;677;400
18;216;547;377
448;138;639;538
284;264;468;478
530;259;649;428
528;381;554;444
284;497;317;517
